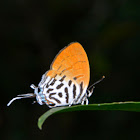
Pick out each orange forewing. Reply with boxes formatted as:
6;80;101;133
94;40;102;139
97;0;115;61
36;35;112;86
46;42;90;88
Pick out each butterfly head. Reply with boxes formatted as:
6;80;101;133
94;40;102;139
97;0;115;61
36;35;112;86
30;84;41;104
30;84;56;107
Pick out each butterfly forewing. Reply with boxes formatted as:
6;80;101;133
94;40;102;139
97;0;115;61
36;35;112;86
39;42;90;107
49;42;89;88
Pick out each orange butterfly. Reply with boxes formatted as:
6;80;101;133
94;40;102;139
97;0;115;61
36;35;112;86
7;42;104;108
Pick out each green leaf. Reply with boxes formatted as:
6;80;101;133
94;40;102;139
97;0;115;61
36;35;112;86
38;101;140;129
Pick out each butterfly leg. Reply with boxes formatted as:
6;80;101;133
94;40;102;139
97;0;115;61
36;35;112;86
81;97;89;105
81;92;88;105
87;86;95;98
69;98;77;107
69;100;73;107
69;94;80;107
81;86;95;105
85;98;89;105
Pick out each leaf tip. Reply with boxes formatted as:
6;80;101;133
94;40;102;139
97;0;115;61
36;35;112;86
39;126;42;130
38;119;42;130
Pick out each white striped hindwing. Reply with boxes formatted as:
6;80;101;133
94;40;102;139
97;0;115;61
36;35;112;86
37;73;87;108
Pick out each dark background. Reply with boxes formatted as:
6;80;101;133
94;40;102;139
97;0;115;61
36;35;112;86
1;0;140;140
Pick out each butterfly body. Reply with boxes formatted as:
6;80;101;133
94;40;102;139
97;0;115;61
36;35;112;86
8;42;101;108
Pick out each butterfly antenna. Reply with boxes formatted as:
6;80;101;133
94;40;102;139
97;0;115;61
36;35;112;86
7;93;36;106
88;76;105;90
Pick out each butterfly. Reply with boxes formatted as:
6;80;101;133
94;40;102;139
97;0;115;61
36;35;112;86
7;42;104;108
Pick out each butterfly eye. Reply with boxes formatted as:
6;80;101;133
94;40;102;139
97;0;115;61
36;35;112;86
38;88;41;93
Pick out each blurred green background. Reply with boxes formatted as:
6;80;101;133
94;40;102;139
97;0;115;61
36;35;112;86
1;0;140;140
